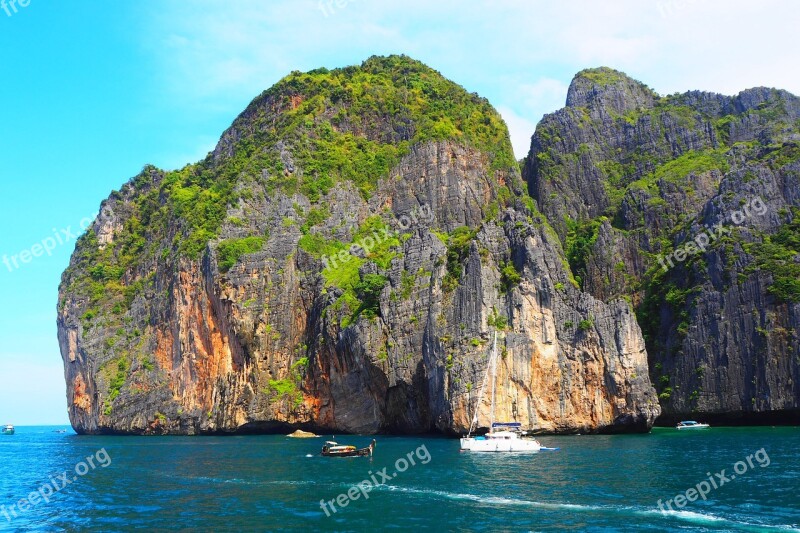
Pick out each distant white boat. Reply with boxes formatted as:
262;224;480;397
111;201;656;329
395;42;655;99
676;420;710;430
1;425;14;435
460;333;548;453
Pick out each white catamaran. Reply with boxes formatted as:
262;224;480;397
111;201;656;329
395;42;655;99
460;332;544;452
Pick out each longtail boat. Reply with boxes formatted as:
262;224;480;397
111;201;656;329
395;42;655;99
321;439;376;457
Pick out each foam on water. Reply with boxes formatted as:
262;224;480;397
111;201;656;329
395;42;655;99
376;484;800;532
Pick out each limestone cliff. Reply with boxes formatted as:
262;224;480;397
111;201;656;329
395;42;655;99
58;56;658;435
525;67;800;424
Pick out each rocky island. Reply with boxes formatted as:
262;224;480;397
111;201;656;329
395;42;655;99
58;56;799;435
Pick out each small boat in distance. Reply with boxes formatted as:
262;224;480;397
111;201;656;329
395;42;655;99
676;420;710;430
321;439;376;457
2;425;14;435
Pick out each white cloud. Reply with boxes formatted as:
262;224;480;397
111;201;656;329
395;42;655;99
519;79;570;111
142;0;800;163
497;78;570;158
497;106;538;160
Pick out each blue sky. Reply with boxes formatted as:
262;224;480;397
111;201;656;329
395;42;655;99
1;0;797;425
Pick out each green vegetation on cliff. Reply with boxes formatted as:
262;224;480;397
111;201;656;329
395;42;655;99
62;55;518;338
218;53;516;213
745;207;800;302
441;226;478;292
575;67;636;88
267;54;517;181
300;214;399;326
565;217;604;288
217;236;266;272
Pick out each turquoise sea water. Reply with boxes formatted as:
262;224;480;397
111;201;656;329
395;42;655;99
0;426;797;531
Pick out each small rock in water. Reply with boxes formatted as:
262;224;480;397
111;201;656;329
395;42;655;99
287;429;319;438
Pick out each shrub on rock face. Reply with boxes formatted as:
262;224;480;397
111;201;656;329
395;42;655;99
354;274;388;318
499;261;521;293
217;236;266;273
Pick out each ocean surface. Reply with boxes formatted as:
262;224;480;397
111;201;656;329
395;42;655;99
0;426;797;532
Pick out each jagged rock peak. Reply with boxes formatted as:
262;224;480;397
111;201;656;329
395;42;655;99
733;87;800;116
566;67;656;115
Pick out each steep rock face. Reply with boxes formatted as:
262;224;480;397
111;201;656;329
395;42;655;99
524;67;800;423
646;160;800;422
526;67;719;241
59;56;658;435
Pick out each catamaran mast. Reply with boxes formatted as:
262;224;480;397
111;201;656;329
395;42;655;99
466;331;495;438
489;331;497;433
